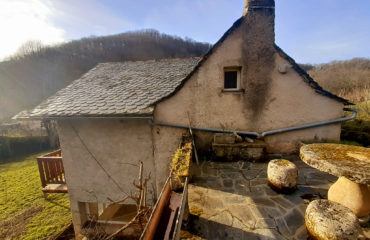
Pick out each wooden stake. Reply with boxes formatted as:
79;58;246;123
187;112;200;166
136;161;142;209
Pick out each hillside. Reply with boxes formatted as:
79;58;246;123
0;30;211;122
305;58;370;103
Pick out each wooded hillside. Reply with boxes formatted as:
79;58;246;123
0;30;211;122
304;58;370;103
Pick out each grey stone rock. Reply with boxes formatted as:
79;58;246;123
250;185;267;195
221;172;243;179
202;167;219;176
258;170;268;178
228;205;256;228
297;174;306;185
271;196;294;209
191;164;202;177
255;218;276;229
203;195;225;209
251;197;276;207
221;187;235;194
192;176;217;183
250;163;267;170
241;162;251;169
282;193;303;205
284;209;304;236
241;169;261;180
294;226;308;240
204;180;223;189
223;179;234;188
275;217;292;238
261;207;282;218
250;178;267;186
252;229;286;240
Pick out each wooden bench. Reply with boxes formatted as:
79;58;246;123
37;149;68;194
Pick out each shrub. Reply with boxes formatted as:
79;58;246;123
341;120;370;147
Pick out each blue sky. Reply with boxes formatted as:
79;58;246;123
0;0;369;63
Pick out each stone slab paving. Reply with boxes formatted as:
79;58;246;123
184;155;370;240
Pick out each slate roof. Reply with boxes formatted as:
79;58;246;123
22;58;200;118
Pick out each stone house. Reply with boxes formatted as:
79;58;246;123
18;0;350;238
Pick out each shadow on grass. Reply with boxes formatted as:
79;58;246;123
45;195;71;210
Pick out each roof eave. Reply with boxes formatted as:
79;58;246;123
13;108;154;121
15;114;153;121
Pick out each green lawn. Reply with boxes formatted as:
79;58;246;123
0;151;71;240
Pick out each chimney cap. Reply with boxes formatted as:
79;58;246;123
243;0;275;15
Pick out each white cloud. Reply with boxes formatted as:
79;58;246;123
0;0;65;60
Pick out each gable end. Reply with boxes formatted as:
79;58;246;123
275;45;352;105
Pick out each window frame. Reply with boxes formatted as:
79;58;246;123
223;67;241;91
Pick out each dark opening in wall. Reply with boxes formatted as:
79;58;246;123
224;67;241;90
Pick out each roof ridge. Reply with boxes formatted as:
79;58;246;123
97;57;202;65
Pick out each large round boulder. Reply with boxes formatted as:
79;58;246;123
267;159;298;193
305;199;360;240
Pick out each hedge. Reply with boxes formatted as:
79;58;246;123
0;136;50;161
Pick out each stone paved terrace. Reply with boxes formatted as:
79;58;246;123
183;156;370;240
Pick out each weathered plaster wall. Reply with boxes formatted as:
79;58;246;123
57;118;156;237
58;118;156;203
153;14;343;188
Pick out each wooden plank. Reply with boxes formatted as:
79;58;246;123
163;192;182;240
49;158;57;183
54;159;61;183
59;159;66;183
186;112;199;166
172;177;189;240
37;158;47;188
141;178;171;240
43;149;62;157
42;183;68;193
54;159;62;183
55;159;62;183
37;156;63;160
44;159;52;184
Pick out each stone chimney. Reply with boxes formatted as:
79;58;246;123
242;0;275;45
241;0;276;118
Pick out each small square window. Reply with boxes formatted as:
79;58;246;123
224;67;241;90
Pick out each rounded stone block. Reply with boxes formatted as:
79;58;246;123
305;200;360;240
328;176;370;217
267;159;298;193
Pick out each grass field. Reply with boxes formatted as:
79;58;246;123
0;151;71;240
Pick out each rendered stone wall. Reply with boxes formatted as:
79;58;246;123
57;118;156;238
